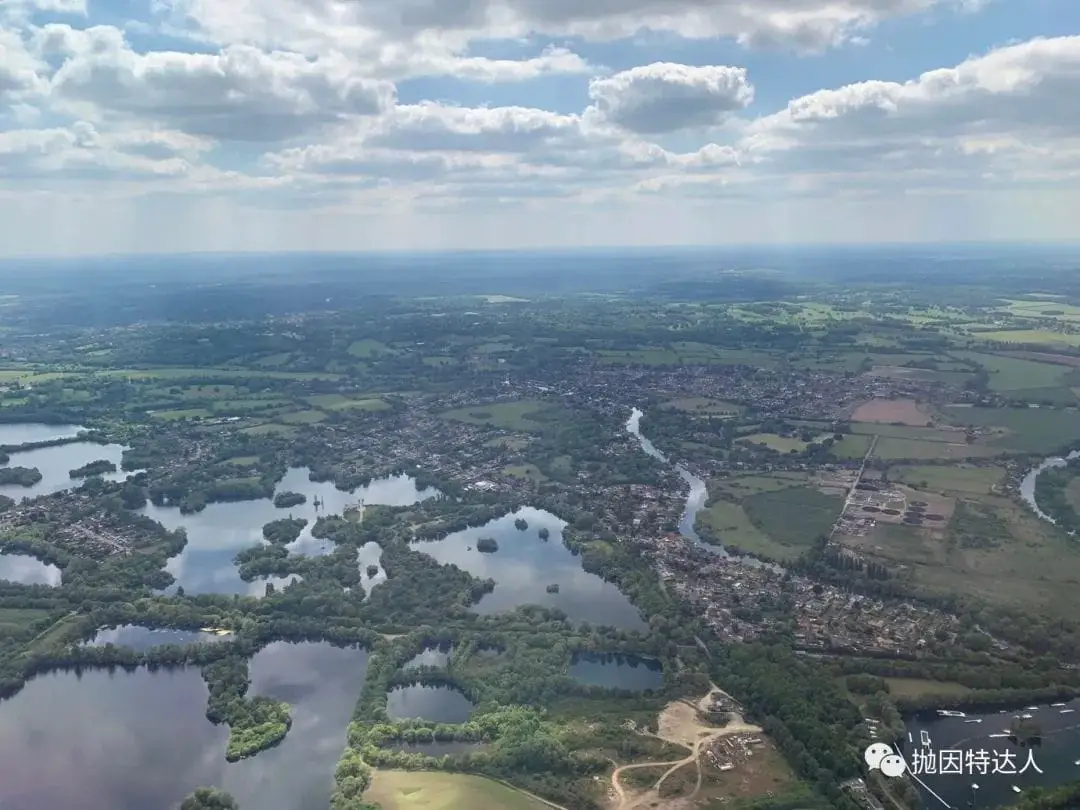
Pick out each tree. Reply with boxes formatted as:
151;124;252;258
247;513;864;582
180;787;239;810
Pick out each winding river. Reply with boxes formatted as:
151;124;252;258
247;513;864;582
626;408;723;556
1019;450;1080;524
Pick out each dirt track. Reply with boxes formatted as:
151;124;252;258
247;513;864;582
608;685;762;810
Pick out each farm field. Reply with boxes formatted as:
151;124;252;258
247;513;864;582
739;433;810;453
850;398;931;426
972;329;1080;348
955;351;1073;392
347;339;396;358
890;465;1004;495
440;400;557;432
592;344;780;368
871;437;1001;460
662;397;744;417
305;394;391;411
942;406;1080;454
698;479;842;561
842;495;1080;620
365;771;552;810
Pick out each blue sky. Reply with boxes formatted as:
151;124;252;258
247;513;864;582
1;0;1078;254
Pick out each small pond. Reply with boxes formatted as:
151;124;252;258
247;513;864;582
0;552;61;586
83;625;232;650
403;645;453;670
570;652;663;691
410;506;647;631
146;467;436;596
386;685;475;724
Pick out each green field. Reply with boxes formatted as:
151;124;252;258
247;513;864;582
956;351;1071;392
592;344;779;368
278;409;327;424
662;397;743;417
698;481;841;561
151;408;212;420
850;423;968;443
943;406;1080;453
972;329;1080;348
890;465;1004;495
366;771;551;810
305;394;391;411
240;423;298;436
100;367;340;380
829;433;875;460
871;436;1001;460
740;433;809;453
441;400;555;432
347;339;394;358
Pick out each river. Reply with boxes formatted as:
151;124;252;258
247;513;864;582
1018;450;1080;524
625;408;720;555
905;698;1080;808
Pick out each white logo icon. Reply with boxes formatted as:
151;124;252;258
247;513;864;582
864;744;908;778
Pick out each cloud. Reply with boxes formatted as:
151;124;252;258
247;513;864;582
38;24;395;141
164;0;970;55
740;35;1080;189
587;63;753;133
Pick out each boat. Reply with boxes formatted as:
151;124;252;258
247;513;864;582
1052;702;1066;707
907;732;913;743
1012;786;1022;793
989;733;1009;738
1025;706;1039;711
1062;709;1076;714
1021;713;1034;719
937;709;967;717
964;719;982;723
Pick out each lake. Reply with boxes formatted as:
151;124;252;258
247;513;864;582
570;652;663;691
904;698;1080;808
404;644;453;670
410;506;648;631
0;423;134;502
386;685;475;723
0;551;61;585
0;641;369;810
145;467;437;596
83;625;232;650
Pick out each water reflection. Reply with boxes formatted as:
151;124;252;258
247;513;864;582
626;408;719;555
355;542;386;599
221;641;369;810
904;698;1080;807
84;625;231;650
0;442;133;502
404;645;453;670
0;641;371;810
0;424;84;444
146;467;436;596
0;552;61;585
1019;451;1080;524
386;685;474;723
0;668;227;810
411;506;646;631
569;652;663;691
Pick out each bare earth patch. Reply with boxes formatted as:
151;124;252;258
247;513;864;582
851;398;931;426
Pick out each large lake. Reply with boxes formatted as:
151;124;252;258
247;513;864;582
904;698;1080;807
145;467;438;596
410;506;648;631
0;423;133;502
0;641;369;810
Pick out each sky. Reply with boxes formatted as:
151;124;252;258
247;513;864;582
0;0;1078;255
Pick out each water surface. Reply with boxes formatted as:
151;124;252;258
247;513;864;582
84;625;231;650
147;467;436;595
0;552;61;585
0;424;84;445
0;441;133;502
386;685;474;724
904;698;1080;808
411;506;646;631
570;652;663;691
404;645;453;670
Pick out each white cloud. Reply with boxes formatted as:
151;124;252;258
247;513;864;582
164;0;970;55
587;63;753;133
37;24;395;141
740;35;1080;191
